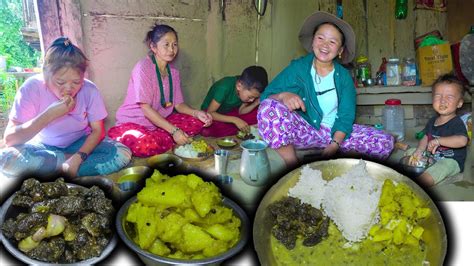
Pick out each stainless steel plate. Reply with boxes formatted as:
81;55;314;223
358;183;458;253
253;159;447;266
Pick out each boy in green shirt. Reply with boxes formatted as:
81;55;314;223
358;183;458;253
201;66;268;137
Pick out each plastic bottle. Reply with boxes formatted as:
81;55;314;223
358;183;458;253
356;56;371;87
383;99;405;141
395;0;408;19
402;57;417;86
386;57;401;86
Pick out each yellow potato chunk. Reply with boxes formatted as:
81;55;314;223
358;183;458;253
416;207;431;219
128;203;159;249
191;182;221;217
203;240;229;257
393;219;408;245
369;224;381;236
400;195;416;217
379;179;395;206
155;212;187;243
372;229;393;242
199;206;233;225
149;238;171;256
138;180;188;208
179;224;215;253
205;224;239;241
186;173;205;190
405;234;420;246
183;208;202;223
411;226;424;239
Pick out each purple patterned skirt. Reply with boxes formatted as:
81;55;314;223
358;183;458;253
257;99;394;160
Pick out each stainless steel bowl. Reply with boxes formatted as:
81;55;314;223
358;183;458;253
147;154;183;170
216;138;238;149
253;159;447;266
118;166;152;183
0;183;117;265
117;196;249;265
400;156;432;176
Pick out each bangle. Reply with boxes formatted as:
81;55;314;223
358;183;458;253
192;110;198;118
434;137;441;146
171;127;181;136
330;139;340;147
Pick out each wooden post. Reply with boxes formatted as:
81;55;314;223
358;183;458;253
34;0;84;52
34;0;61;53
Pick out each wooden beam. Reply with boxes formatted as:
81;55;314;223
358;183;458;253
356;85;472;105
34;0;61;52
34;0;84;52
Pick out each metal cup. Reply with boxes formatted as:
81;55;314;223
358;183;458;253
214;149;230;175
216;175;233;194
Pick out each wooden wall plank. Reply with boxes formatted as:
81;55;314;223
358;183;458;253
35;0;61;52
57;0;84;50
317;0;337;13
258;0;318;78
414;8;447;38
342;0;367;58
393;0;416;61
447;0;474;42
366;0;393;72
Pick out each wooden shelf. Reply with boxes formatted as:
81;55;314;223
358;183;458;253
356;85;472;105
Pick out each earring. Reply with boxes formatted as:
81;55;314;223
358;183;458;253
338;53;342;59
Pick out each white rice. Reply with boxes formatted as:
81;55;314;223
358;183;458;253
174;144;198;158
288;160;382;242
288;165;327;209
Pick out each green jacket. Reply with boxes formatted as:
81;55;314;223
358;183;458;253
261;53;356;138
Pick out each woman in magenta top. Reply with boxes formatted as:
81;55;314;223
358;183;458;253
109;24;212;157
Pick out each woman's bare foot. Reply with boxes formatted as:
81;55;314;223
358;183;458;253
276;144;299;169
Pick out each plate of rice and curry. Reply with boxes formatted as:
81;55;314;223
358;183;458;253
173;139;214;161
253;159;447;266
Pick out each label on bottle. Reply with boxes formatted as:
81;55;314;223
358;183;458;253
357;65;371;86
386;64;401;86
402;63;416;86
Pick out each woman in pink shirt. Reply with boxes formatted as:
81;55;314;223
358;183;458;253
0;37;132;178
108;24;212;157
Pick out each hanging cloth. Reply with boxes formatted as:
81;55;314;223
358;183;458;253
151;55;173;108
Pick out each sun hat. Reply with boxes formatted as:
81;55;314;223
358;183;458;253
298;11;356;64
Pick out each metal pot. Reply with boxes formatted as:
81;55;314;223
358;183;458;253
0;183;117;265
116;196;249;265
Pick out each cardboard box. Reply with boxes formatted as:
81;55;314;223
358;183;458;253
416;43;453;86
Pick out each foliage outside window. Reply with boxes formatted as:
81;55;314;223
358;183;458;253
0;72;17;116
0;0;39;68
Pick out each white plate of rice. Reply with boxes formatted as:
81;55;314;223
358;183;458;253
173;142;214;161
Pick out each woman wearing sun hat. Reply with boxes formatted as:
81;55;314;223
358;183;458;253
257;11;394;167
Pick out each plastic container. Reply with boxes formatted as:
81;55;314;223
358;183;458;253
402;57;417;86
356;56;372;87
383;99;405;141
386;57;402;86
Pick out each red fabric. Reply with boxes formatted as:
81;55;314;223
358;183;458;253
108;113;203;157
201;107;258;137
